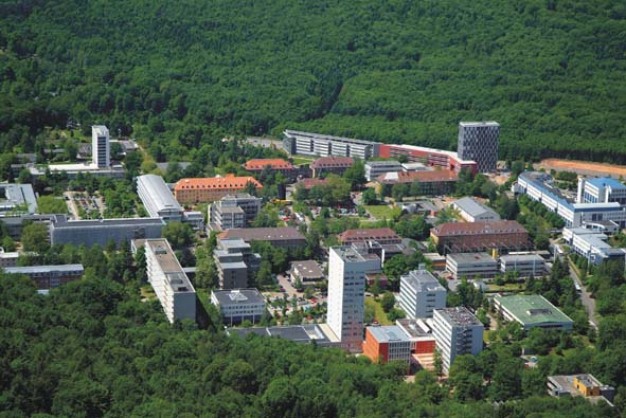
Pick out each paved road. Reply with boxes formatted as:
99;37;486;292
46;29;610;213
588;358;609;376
277;274;299;299
569;261;598;329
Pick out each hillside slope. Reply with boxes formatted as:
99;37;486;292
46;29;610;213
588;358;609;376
0;0;625;161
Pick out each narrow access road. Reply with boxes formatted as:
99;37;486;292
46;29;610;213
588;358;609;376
569;261;598;329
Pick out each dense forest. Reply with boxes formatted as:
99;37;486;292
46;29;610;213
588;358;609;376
0;275;619;418
1;0;626;162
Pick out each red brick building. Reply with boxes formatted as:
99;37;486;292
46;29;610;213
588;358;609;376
430;220;530;254
338;227;402;245
376;170;458;196
378;143;477;174
310;156;354;178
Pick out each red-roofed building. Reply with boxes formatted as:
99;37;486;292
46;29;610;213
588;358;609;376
431;220;530;254
310;156;354;178
339;228;402;245
243;158;297;180
379;144;478;175
376;170;458;196
174;175;262;204
296;178;329;190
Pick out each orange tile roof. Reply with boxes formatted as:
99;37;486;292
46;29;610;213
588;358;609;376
174;176;262;191
243;159;295;170
310;156;354;169
339;227;401;242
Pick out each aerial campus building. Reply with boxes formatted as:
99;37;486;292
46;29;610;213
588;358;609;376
362;325;412;366
446;252;499;280
141;238;196;324
207;193;262;231
4;264;84;290
563;227;626;265
213;238;261;289
136;174;183;221
283;130;380;160
92;125;110;168
398;268;447;319
211;289;266;326
577;177;626;205
174;175;262;204
430;220;530;254
457;121;500;173
50;215;165;247
493;294;573;331
0;184;38;216
450;197;500;223
327;246;382;353
515;172;626;228
432;307;484;373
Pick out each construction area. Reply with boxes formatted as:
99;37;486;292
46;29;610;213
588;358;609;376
538;159;626;178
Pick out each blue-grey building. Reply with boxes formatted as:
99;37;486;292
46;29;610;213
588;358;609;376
457;121;500;173
0;184;38;216
49;215;165;247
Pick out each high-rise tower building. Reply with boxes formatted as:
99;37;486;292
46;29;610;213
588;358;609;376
457;121;499;173
432;307;484;372
327;246;381;353
92;125;110;167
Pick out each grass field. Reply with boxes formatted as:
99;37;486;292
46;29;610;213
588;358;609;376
364;205;398;220
291;156;316;165
365;296;392;325
140;285;157;302
486;283;525;293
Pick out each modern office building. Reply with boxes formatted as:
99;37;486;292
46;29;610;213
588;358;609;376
0;184;38;216
142;238;196;324
4;264;84;290
327;246;382;353
362;325;412;366
450;197;500;223
174;175;263;204
577;177;626;205
398;268;447;319
136;174;183;221
208;193;262;231
214;238;261;290
500;254;546;277
91;125;110;168
432;307;484;373
378;143;478;174
49;215;165;247
0;248;19;267
283;129;380;160
396;318;437;355
338;227;402;246
562;227;625;265
457;121;500;173
446;253;499;279
310;156;354;177
218;227;306;250
227;324;338;348
364;160;403;181
431;220;530;254
493;294;573;331
211;289;266;326
515;172;626;228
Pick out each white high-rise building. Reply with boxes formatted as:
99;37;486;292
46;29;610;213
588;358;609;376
398;268;447;319
92;125;110;167
432;307;484;373
327;246;381;353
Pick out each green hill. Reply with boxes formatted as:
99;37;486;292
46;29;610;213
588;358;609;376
1;0;626;162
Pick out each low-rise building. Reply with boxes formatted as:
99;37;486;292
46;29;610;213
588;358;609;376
211;289;266;326
493;294;573;331
431;220;530;254
365;160;403;182
578;177;626;205
136;174;183;221
500;254;546;277
50;215;165;247
548;374;615;405
243;158;297;180
4;264;84;290
377;170;459;195
563;227;626;265
0;248;19;267
362;326;412;366
310;156;354;177
227;323;339;348
208;193;262;231
398;268;447;319
218;227;307;250
290;260;324;285
174;175;263;204
396;318;436;355
450;197;500;223
142;239;196;324
338;227;402;245
0;184;38;216
432;307;484;373
446;252;498;279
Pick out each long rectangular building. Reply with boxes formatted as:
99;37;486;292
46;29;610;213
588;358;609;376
50;215;165;247
174;175;263;204
4;264;84;290
493;294;573;331
431;220;529;254
143;239;196;324
283;130;380;160
379;144;477;174
136;174;183;221
218;227;306;250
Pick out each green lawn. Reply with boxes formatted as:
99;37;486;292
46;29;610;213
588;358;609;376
364;205;397;220
196;288;213;313
486;283;526;293
291;156;316;165
365;296;392;325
